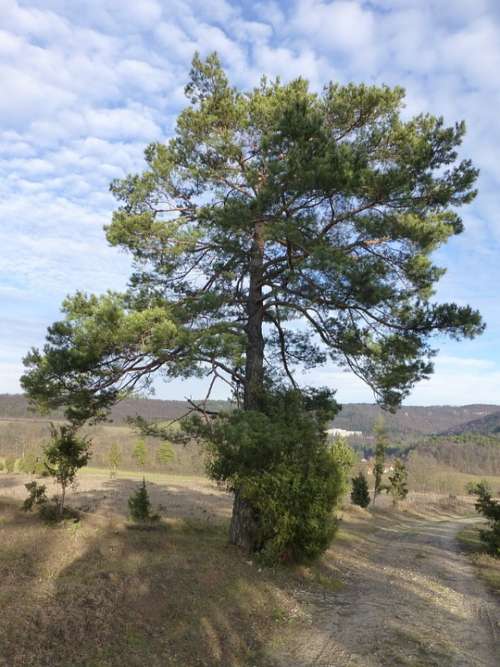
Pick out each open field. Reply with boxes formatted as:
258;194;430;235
1;471;499;666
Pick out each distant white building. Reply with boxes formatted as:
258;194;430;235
327;428;363;438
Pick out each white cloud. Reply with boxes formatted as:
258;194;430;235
1;0;499;404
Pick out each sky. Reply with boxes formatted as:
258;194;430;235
1;0;500;406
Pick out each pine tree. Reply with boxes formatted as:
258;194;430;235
351;472;370;508
132;439;148;469
44;424;91;518
156;441;174;467
372;416;388;505
22;53;484;551
387;458;409;506
128;478;158;523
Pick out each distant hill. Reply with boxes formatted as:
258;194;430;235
440;409;500;436
331;403;500;436
2;393;499;436
0;394;230;423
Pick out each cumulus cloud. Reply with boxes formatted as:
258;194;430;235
1;0;499;403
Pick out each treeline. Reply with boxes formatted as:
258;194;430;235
410;434;500;476
0;394;230;424
0;420;206;475
2;394;500;436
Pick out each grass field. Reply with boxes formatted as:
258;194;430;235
0;484;370;667
456;524;500;595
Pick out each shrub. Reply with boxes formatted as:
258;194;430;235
132;439;148;468
44;424;91;519
128;478;159;523
474;485;500;556
5;456;16;473
0;460;4;471
329;436;356;497
157;441;174;467
351;472;370;508
387;459;409;506
22;481;48;511
466;479;492;496
187;387;344;564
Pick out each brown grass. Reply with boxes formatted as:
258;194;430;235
456;524;500;595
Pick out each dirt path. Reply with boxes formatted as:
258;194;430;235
280;517;499;666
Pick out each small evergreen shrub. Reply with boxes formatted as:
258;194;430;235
474;485;500;556
44;424;91;518
351;472;370;508
186;388;345;564
128;479;159;524
387;459;409;506
22;481;48;511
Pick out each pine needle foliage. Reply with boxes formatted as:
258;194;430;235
474;486;500;556
186;388;345;563
351;472;371;508
128;478;159;524
387;458;409;506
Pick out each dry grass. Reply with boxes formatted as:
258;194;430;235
456;524;500;595
0;473;495;667
0;495;311;667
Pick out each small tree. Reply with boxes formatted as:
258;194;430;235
22;481;48;511
351;472;371;508
474;485;500;556
330;436;357;497
128;478;158;523
108;442;122;478
132;439;148;469
156;441;174;468
387;459;409;506
44;424;91;518
372;416;388;505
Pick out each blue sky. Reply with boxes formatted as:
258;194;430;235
1;0;499;405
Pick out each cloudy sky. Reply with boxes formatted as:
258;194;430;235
1;0;499;405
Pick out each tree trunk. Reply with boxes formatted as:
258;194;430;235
243;222;265;411
229;222;265;549
229;488;260;552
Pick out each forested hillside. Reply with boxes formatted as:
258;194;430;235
441;411;500;436
2;394;499;436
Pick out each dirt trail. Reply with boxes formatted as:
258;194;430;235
279;517;499;666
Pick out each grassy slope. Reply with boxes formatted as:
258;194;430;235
0;494;357;667
1;483;492;666
456;524;500;595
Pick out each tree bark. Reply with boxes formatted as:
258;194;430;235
229;222;265;549
243;222;265;411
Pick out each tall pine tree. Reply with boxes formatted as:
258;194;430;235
22;53;483;549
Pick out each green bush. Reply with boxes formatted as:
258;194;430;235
128;478;159;523
351;472;371;508
187;388;345;564
466;479;492;496
22;481;48;511
474;486;500;556
387;459;409;506
4;456;16;473
0;460;4;471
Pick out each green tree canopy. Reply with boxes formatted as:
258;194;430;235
22;52;483;425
